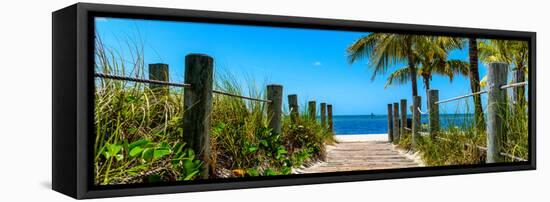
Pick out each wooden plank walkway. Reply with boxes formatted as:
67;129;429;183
296;141;421;173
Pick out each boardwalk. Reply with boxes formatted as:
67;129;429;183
297;139;422;173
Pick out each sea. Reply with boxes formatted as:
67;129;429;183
332;114;475;135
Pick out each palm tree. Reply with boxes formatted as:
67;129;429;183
384;37;469;107
467;37;485;129
347;34;444;97
478;39;529;106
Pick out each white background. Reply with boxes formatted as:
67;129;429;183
0;0;547;201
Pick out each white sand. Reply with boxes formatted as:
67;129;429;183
334;134;388;142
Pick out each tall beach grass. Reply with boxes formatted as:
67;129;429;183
93;38;334;185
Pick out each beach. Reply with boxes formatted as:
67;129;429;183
334;134;388;142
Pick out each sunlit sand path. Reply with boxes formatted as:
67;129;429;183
295;134;422;173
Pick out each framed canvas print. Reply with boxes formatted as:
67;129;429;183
52;3;536;199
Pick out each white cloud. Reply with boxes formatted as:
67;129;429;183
313;61;322;66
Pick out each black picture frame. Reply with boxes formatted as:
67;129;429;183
52;3;536;199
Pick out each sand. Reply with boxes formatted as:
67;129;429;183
334;134;388;142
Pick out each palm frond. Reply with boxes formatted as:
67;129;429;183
385;67;413;88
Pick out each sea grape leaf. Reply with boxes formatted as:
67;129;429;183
129;139;149;150
159;142;170;149
105;143;122;159
187;149;195;159
183;159;199;175
142;148;154;161
129;146;143;157
153;148;171;159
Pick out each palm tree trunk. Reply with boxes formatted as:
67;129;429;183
468;37;486;129
407;39;418;97
424;75;430;111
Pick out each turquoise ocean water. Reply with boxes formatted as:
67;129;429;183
332;114;474;135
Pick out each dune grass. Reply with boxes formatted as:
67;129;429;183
93;38;334;185
397;97;529;166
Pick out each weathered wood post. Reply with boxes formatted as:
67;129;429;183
149;63;169;95
486;62;508;163
327;104;333;132
308;101;316;121
512;69;526;107
400;99;407;139
412;96;421;148
387;104;394;142
320;103;327;127
267;84;283;135
393;102;400;142
288;94;299;123
428;89;440;139
183;54;213;179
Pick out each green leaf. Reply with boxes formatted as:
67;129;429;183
142;148;154;161
115;154;124;161
159;142;170;149
281;166;292;175
172;142;186;155
102;151;111;159
187;149;195;160
264;168;277;176
247;146;258;153
245;168;259;177
259;140;268;147
129;146;143;157
129;139;149;150
183;159;195;174
183;171;199;180
153;148;171;159
106;143;122;158
276;146;288;159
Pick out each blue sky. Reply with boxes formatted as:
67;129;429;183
95;17;489;115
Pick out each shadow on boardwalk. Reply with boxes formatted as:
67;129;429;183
296;140;422;173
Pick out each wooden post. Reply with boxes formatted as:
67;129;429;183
308;101;316;121
387;104;394;142
327;104;333;132
512;69;526;107
428;89;439;139
148;63;169;95
412;96;421;148
400;99;407;139
486;62;508;163
320;103;327;126
393;103;400;142
267;84;283;135
183;54;213;179
288;94;299;123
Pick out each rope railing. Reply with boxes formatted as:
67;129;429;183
434;90;487;105
390;63;529;165
417;107;428;115
501;81;528;89
94;73;272;103
434;81;528;105
95;73;191;88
